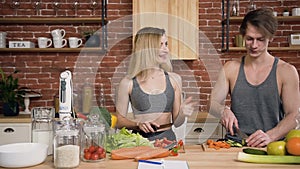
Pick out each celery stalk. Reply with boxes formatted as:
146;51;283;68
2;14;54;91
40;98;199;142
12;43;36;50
237;152;300;164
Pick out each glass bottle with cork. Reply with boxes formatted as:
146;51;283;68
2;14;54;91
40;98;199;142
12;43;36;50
82;82;93;114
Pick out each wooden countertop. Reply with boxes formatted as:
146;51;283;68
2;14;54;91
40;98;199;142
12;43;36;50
0;114;31;123
5;145;298;169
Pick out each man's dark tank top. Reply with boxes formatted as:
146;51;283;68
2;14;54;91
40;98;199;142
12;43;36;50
129;71;174;115
231;56;284;135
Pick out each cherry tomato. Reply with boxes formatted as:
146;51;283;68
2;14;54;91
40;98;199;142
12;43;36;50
96;146;104;155
84;148;89;153
89;146;96;153
169;150;178;156
84;152;92;160
91;152;99;160
178;140;184;147
99;151;106;159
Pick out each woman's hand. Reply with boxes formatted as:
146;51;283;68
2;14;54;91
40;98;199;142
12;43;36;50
137;121;160;133
180;96;197;117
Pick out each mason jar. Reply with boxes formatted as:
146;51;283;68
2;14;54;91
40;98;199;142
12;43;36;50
81;113;106;162
53;116;80;168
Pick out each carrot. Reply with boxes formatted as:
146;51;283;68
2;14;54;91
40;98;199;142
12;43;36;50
206;140;231;150
134;148;169;161
207;139;214;145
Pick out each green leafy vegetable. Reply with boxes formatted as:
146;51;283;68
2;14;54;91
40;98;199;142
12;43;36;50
106;127;152;152
90;107;111;128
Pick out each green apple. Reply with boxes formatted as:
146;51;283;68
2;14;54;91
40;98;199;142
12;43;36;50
267;141;287;156
285;129;300;141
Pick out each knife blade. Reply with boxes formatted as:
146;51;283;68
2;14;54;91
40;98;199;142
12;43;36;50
151;123;173;131
234;125;248;139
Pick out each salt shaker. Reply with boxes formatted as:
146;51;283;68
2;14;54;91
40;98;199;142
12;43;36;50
54;116;80;168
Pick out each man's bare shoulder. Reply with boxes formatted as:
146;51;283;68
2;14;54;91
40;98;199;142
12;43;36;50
223;58;241;73
277;59;298;77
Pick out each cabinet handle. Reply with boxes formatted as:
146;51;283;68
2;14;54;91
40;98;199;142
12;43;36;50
4;128;14;133
194;127;204;133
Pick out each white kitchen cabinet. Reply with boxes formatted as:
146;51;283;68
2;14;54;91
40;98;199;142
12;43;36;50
185;122;225;145
0;114;32;145
0;123;31;145
183;112;225;145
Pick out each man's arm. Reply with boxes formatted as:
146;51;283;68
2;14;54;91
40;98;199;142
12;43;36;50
267;63;300;140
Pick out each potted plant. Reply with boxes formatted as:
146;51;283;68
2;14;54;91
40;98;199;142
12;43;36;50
283;8;290;16
0;68;25;116
81;28;100;47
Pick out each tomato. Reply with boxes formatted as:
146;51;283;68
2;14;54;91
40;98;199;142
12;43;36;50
99;151;106;159
169;150;178;156
91;153;99;160
84;152;92;160
89;146;96;153
96;146;104;155
84;148;89;153
178;140;184;147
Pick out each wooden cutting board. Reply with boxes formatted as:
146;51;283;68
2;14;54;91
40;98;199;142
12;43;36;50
200;144;243;152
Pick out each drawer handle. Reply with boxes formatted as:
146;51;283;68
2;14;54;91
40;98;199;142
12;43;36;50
194;127;204;133
4;128;14;133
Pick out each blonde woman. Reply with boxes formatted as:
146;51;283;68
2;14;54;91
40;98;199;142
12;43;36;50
115;27;194;141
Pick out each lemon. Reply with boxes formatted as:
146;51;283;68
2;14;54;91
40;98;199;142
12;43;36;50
285;129;300;142
111;114;117;128
267;141;287;156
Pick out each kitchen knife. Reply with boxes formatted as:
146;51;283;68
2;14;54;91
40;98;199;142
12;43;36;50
151;123;173;131
234;125;248;139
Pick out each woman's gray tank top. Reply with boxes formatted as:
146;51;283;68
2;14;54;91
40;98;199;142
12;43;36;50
231;56;284;135
129;71;174;115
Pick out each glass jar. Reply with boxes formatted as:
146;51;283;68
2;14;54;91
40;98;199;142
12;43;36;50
31;107;55;155
81;112;106;162
54;116;80;168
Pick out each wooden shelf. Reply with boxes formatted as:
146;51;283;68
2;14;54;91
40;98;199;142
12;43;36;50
225;16;300;23
0;17;107;24
222;46;300;52
0;47;106;53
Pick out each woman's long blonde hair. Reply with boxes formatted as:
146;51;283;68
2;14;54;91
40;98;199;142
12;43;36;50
127;27;172;80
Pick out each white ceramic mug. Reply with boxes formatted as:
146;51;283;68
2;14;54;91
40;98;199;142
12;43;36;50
38;37;52;48
51;29;66;38
68;37;83;48
53;37;67;48
0;32;7;48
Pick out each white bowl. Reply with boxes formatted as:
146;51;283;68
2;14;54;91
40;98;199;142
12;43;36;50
0;143;48;168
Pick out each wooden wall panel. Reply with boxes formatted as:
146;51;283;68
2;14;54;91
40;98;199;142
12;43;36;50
133;0;198;60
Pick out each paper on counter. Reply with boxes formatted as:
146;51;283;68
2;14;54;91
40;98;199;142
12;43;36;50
138;160;189;169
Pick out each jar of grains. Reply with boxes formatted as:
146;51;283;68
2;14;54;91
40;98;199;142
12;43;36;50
54;116;80;168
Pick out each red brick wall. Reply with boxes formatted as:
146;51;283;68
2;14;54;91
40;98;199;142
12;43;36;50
0;0;299;114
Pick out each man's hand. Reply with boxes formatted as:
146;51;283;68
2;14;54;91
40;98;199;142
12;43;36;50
221;107;239;135
246;130;272;147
